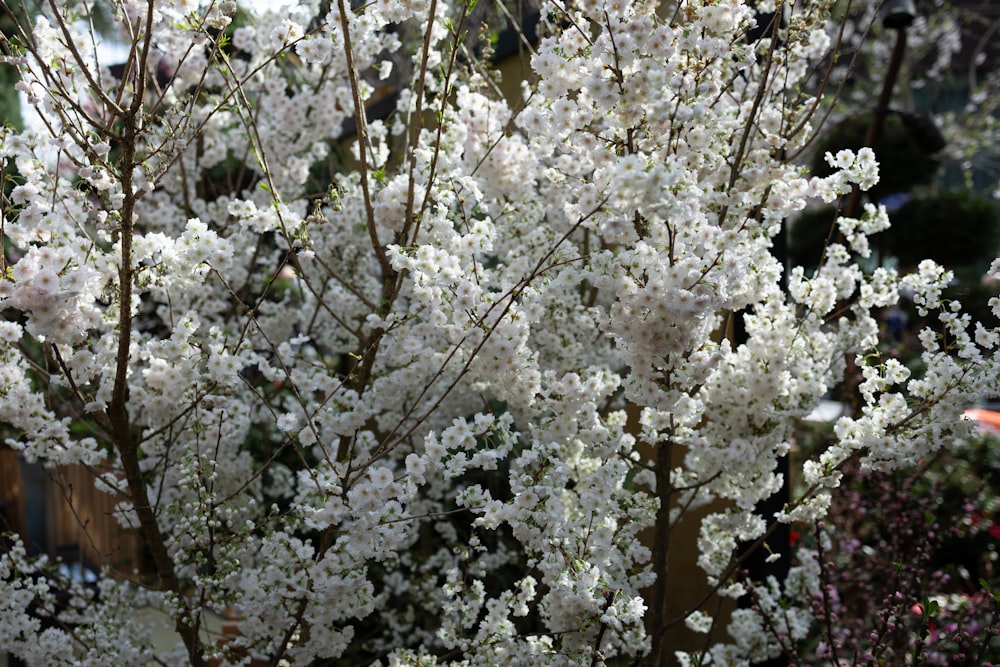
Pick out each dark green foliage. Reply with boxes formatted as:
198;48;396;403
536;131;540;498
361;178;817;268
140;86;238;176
812;112;941;200
0;9;24;128
886;190;1000;269
789;193;1000;276
788;205;838;272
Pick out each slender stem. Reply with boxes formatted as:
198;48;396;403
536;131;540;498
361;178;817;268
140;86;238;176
335;0;392;278
643;438;674;667
102;2;207;664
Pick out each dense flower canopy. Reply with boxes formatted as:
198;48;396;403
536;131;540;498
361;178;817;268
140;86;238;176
1;0;998;665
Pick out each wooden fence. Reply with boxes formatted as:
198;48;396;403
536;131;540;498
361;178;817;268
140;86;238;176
0;446;23;543
0;445;141;574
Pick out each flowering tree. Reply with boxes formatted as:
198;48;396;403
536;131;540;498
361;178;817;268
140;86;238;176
1;0;998;665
